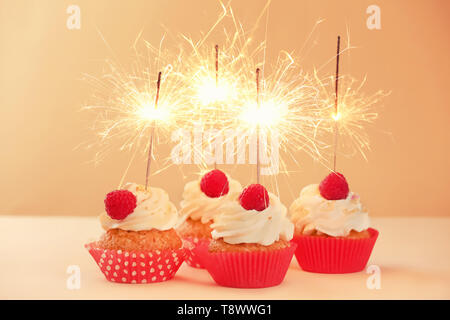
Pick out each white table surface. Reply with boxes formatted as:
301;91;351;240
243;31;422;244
0;216;449;299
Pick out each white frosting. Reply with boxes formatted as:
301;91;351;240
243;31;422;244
289;184;370;237
179;176;242;224
211;192;294;246
100;183;179;231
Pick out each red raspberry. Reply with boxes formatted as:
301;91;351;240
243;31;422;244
239;184;270;211
319;172;349;200
104;190;137;220
200;169;230;198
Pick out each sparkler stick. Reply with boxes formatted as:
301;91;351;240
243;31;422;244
145;71;162;190
256;68;261;184
333;36;341;172
214;44;219;170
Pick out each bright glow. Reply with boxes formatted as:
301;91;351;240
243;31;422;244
83;3;386;178
136;102;170;122
332;111;341;121
314;72;387;162
195;79;232;105
240;100;288;128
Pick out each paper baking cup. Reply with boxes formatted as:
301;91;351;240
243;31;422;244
85;242;186;284
292;228;379;274
182;237;210;269
197;243;297;288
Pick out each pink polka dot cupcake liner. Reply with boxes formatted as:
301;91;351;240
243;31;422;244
85;242;186;284
182;237;210;269
196;243;297;288
292;228;379;274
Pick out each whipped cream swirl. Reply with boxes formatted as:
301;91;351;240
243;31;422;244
179;176;242;224
289;184;370;237
211;193;294;246
100;183;179;232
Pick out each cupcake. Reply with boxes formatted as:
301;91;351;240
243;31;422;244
199;183;296;288
177;169;242;268
85;183;186;284
289;172;378;273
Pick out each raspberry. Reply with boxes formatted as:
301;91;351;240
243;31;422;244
200;169;229;198
104;190;137;220
319;172;349;200
239;184;269;211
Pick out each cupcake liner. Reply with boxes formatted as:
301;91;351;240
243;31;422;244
182;237;210;269
292;228;379;274
197;243;297;288
85;242;186;284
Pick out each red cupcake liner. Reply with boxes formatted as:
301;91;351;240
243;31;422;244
292;228;379;274
85;242;186;284
182;237;210;269
197;243;297;288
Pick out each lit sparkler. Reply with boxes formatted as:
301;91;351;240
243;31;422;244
193;44;233;107
82;40;188;185
256;68;261;183
82;2;386;188
144;71;162;190
313;68;388;165
333;35;341;171
176;5;331;176
235;50;327;179
180;37;244;127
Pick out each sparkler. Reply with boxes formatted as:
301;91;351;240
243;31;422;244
82;2;385;190
145;71;162;190
183;39;241;127
214;44;220;169
306;34;388;168
176;5;386;178
333;35;341;172
236;50;326;181
255;68;261;183
82;39;189;186
312;73;387;166
176;12;327;181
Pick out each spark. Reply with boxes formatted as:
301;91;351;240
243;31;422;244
82;4;329;181
82;39;188;179
234;50;327;168
194;76;235;106
240;99;288;128
81;1;387;190
313;72;389;164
